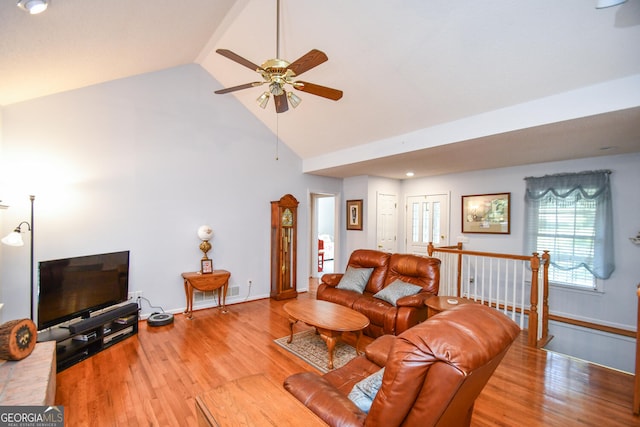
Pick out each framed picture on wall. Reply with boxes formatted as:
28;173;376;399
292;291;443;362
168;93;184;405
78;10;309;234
462;193;510;234
346;199;363;230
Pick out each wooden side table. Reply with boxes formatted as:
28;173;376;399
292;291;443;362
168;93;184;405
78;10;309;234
196;374;326;427
425;296;477;318
182;270;231;319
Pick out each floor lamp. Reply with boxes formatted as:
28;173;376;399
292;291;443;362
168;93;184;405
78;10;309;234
1;195;35;320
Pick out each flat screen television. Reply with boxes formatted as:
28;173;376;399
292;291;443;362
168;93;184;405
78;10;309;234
37;250;130;330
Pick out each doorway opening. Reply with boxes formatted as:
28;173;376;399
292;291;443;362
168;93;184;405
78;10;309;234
310;193;337;278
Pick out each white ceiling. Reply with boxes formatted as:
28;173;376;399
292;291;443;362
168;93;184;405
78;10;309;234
1;0;639;179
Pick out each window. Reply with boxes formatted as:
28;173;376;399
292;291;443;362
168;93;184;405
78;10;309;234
524;170;614;290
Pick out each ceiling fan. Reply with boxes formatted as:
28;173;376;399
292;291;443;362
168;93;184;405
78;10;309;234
214;0;343;113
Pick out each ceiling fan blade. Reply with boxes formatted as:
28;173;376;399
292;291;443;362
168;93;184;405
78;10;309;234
216;49;264;72
287;49;328;76
294;81;343;101
214;82;264;94
274;94;289;113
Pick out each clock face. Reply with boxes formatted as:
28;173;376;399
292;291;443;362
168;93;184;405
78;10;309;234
282;208;293;227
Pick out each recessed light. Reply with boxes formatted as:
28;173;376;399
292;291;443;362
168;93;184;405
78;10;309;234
406;172;415;177
595;0;627;9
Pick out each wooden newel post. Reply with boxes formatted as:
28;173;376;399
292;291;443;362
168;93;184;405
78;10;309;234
541;251;550;342
528;253;540;347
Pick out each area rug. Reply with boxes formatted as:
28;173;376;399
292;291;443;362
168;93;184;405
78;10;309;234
274;329;358;373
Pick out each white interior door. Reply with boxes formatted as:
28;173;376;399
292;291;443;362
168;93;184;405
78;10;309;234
406;194;449;255
376;193;397;253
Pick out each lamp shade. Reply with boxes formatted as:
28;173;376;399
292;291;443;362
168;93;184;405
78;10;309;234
287;92;302;108
1;231;25;246
197;225;213;241
256;92;270;109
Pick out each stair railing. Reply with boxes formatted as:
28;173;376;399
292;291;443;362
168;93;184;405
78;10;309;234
428;242;550;348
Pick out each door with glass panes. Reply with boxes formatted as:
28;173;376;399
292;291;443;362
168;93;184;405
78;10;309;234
406;194;449;255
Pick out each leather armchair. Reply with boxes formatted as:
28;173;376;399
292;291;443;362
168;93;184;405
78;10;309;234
284;304;520;427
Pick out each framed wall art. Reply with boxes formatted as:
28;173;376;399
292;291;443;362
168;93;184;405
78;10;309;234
346;199;363;230
462;193;510;234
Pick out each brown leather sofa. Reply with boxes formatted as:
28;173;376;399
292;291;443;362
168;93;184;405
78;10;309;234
284;303;521;427
317;249;441;337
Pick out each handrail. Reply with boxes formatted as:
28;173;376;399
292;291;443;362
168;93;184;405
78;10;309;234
428;243;550;347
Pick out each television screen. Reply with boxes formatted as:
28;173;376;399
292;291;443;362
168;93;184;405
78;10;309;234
37;250;130;330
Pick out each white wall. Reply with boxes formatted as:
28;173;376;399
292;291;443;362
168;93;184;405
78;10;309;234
344;153;640;372
341;176;369;257
0;109;4;312
0;64;342;323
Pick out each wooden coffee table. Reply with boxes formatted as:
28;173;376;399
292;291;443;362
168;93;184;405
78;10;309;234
283;299;370;369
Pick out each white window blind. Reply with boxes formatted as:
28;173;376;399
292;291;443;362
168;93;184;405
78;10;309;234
536;194;596;288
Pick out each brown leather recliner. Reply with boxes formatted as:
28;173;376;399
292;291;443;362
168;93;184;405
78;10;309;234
317;249;441;337
284;304;520;427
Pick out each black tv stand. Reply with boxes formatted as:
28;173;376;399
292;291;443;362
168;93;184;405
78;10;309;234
37;302;139;371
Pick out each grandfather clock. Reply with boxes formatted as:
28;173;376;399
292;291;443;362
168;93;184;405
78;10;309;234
271;194;298;300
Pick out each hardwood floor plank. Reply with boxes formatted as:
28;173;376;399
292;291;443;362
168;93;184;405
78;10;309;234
55;293;639;426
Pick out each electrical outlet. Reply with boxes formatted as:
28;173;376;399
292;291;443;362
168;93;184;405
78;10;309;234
127;292;135;300
134;291;143;299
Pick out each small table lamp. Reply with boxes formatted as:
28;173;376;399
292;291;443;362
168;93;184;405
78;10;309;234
197;225;214;274
197;225;213;259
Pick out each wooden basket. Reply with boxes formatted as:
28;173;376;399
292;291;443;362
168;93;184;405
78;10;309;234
0;318;37;361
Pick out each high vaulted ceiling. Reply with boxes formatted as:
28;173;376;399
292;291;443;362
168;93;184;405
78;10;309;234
1;0;639;179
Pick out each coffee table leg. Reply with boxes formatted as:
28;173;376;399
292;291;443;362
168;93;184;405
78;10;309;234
355;330;364;355
318;333;337;370
287;318;298;344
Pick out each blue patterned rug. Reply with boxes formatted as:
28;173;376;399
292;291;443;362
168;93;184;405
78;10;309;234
274;329;357;373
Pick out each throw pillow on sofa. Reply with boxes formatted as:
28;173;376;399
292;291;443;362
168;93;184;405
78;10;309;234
348;367;385;413
336;266;374;293
373;279;422;306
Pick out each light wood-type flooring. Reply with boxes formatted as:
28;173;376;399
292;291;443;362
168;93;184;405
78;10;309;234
56;290;639;426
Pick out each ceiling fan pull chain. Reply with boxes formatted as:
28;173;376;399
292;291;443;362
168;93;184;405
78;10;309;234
275;114;280;161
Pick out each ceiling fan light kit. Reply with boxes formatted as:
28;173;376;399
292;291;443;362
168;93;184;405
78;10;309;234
214;0;342;113
17;0;49;14
257;92;270;109
287;91;302;108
